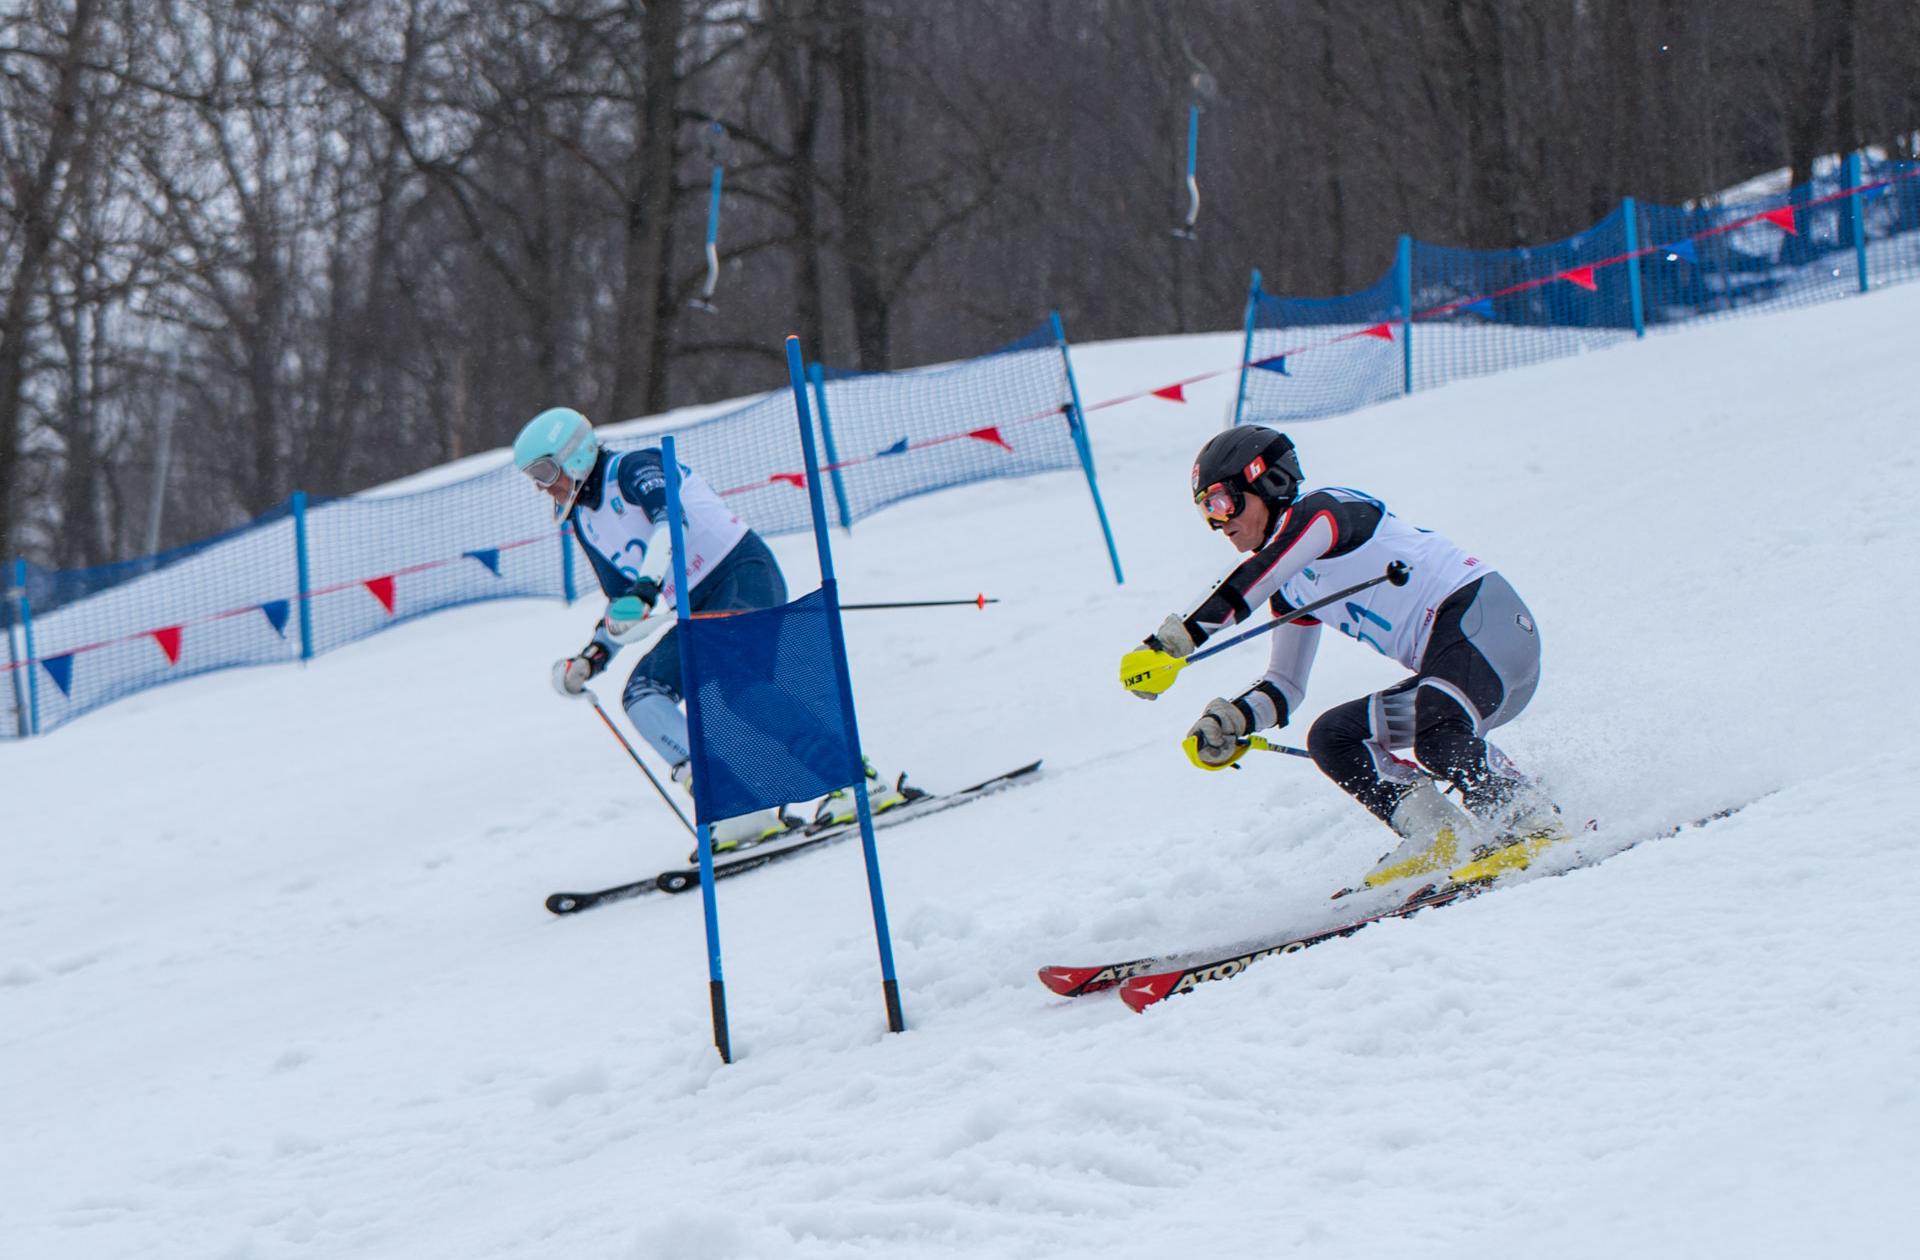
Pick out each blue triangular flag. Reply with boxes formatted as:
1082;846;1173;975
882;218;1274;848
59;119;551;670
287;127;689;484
1463;298;1496;319
1860;183;1889;202
464;548;501;577
42;653;73;696
877;437;909;456
1663;240;1698;265
261;600;291;637
1253;355;1290;376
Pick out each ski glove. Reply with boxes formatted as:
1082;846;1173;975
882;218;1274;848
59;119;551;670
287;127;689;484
603;585;660;644
551;642;610;698
1186;697;1249;768
1146;613;1197;659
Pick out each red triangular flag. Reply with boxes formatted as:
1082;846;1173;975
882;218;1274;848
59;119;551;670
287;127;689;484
769;471;806;489
1560;265;1598;291
364;575;397;615
1152;383;1187;403
1360;323;1395;341
151;626;184;665
967;426;1012;451
1761;206;1797;235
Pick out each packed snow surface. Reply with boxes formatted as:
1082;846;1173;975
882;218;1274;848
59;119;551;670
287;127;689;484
6;285;1920;1258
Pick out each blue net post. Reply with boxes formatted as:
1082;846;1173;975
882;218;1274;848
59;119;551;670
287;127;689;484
292;491;315;661
1623;197;1647;338
1048;311;1125;586
785;334;907;1034
807;361;855;530
661;434;734;1065
559;521;577;602
10;558;35;737
1396;235;1414;393
1847;151;1869;292
1233;270;1262;427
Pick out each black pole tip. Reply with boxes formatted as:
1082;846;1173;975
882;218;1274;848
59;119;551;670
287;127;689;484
1386;560;1411;586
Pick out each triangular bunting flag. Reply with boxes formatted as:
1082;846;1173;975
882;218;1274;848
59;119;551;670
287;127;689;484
1253;355;1290;375
1860;183;1889;202
150;626;183;665
1663;240;1699;265
877;437;909;457
1560;266;1598;291
261;600;291;638
364;575;397;615
464;548;501;577
1151;383;1187;403
1360;323;1395;341
1464;298;1496;319
966;426;1012;451
1761;206;1797;235
42;653;73;696
769;471;806;489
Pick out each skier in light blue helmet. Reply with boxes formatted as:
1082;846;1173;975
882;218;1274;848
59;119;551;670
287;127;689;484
512;407;912;851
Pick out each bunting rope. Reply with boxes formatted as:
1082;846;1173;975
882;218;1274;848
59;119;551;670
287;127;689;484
10;166;1918;694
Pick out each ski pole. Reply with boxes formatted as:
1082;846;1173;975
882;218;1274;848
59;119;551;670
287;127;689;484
1243;735;1312;760
586;690;696;837
1122;561;1411;698
1183;731;1313;771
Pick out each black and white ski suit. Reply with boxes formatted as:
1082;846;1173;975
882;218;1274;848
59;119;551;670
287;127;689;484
1176;486;1542;822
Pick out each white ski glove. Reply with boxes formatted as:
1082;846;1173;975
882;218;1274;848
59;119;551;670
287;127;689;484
550;642;610;698
1186;697;1248;767
1145;613;1197;659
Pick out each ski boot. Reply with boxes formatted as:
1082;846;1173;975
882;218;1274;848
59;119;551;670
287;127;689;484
672;762;801;858
1361;781;1477;889
812;758;921;829
1450;793;1574;883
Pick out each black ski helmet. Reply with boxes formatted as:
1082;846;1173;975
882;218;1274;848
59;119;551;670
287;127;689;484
1191;426;1302;525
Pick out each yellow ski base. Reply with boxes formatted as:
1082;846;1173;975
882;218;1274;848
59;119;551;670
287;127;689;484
1362;827;1459;888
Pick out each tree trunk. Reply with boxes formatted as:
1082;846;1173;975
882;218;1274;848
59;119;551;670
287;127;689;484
0;0;101;562
607;0;684;421
836;0;890;371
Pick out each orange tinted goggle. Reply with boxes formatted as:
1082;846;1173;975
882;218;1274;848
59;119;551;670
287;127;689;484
1195;482;1242;527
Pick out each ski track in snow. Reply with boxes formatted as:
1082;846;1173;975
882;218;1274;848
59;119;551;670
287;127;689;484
5;292;1920;1258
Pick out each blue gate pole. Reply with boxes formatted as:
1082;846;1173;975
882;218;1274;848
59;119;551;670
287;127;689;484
11;558;36;737
660;434;734;1064
291;492;314;662
785;334;906;1034
808;362;856;530
1233;270;1262;427
559;521;577;603
1397;235;1415;394
1846;151;1869;293
1048;311;1125;586
1623;197;1647;338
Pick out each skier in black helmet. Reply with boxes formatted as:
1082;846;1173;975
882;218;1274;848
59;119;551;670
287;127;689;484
1123;425;1564;887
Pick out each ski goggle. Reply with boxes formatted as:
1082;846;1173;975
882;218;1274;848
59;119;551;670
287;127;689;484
1194;481;1243;528
521;456;566;488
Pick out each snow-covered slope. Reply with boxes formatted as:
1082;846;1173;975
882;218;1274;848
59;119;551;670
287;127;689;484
5;285;1919;1259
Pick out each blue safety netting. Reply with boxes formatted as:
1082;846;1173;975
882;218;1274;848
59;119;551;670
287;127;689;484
4;506;302;737
681;585;861;822
1411;204;1638;391
1236;160;1920;431
812;323;1084;524
1237;262;1404;427
4;320;1105;738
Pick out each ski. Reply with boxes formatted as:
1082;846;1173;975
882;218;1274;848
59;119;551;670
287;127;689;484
545;760;1042;915
1038;801;1752;1010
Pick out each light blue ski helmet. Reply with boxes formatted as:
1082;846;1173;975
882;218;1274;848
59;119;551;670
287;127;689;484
512;407;599;486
